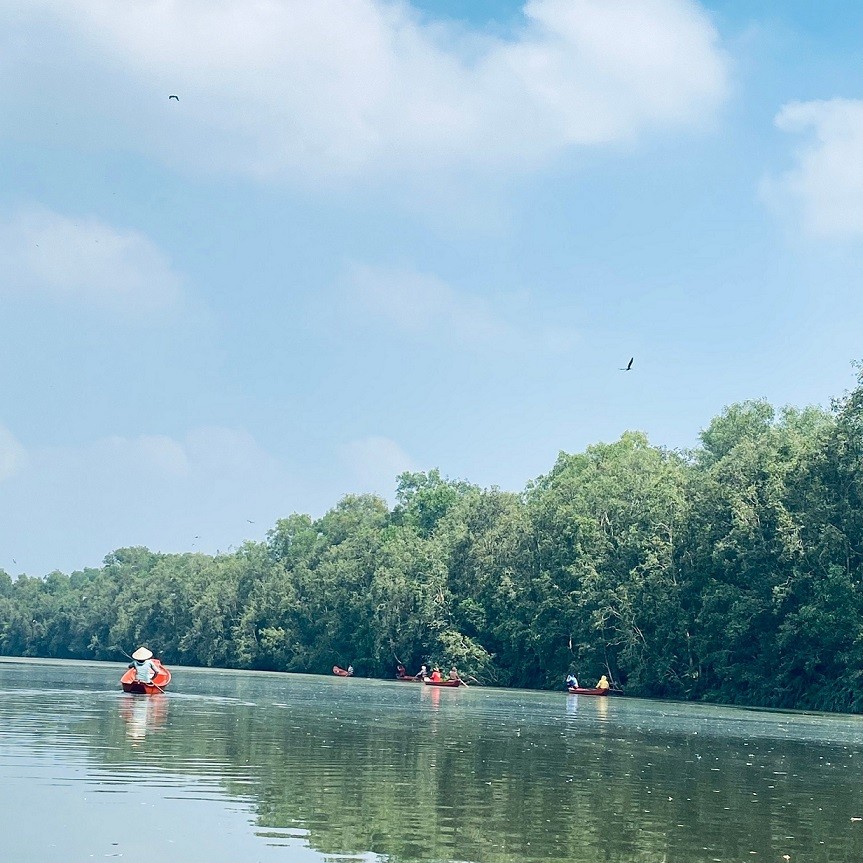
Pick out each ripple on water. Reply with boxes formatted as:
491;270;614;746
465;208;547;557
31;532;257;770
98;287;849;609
4;659;863;863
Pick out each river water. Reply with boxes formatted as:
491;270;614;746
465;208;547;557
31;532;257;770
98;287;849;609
2;658;863;863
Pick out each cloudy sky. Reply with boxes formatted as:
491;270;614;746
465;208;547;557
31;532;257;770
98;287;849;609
1;0;861;575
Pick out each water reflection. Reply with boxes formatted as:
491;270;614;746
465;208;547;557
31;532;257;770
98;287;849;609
421;682;442;710
119;693;169;741
3;658;863;863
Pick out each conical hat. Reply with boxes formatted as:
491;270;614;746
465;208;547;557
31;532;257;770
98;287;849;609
131;647;153;661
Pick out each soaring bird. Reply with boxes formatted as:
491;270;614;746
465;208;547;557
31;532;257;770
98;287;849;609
620;357;634;371
168;94;179;101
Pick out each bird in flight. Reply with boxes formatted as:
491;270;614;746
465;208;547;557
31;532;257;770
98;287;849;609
620;357;634;371
168;94;179;101
247;519;255;524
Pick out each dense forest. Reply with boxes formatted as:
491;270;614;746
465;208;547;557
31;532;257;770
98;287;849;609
2;367;862;712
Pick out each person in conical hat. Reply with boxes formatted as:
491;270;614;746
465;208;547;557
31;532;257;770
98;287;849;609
131;647;157;683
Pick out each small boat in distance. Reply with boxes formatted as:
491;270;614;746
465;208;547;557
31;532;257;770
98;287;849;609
332;665;354;677
121;660;171;694
424;678;463;688
567;686;609;696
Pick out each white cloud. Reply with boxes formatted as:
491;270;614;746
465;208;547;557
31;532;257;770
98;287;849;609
339;435;419;499
765;98;863;240
0;424;28;482
0;426;301;573
345;262;577;352
56;427;287;502
349;262;516;344
97;434;191;478
0;209;184;314
2;0;729;182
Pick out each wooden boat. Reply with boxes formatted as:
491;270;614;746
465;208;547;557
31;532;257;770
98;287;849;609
332;665;354;677
567;686;609;696
121;660;171;694
424;678;463;687
395;675;423;682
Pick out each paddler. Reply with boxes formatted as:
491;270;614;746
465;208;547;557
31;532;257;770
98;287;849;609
130;647;158;683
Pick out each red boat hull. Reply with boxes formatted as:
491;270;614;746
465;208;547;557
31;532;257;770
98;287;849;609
332;666;353;677
121;660;171;694
567;686;608;696
424;679;463;687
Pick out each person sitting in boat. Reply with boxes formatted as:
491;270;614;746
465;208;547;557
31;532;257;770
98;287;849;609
596;675;610;690
397;664;407;679
347;665;354;676
418;664;428;680
130;647;158;683
566;673;578;689
448;666;460;681
430;667;443;682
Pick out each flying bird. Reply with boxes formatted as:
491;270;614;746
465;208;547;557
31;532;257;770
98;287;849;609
247;519;255;524
168;94;179;101
620;357;634;371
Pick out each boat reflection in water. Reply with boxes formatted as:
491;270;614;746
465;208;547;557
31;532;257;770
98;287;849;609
119;693;169;741
597;695;609;720
421;683;443;710
566;692;609;720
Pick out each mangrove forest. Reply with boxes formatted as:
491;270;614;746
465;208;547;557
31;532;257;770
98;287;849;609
2;367;862;713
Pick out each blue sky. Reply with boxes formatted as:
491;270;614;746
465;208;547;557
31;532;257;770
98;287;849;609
1;0;861;575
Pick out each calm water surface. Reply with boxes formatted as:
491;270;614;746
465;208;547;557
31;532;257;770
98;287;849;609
2;658;863;863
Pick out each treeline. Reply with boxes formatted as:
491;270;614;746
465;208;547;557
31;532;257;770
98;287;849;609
2;368;862;712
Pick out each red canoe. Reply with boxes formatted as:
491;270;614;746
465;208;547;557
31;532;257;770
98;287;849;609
121;660;171;694
395;676;423;682
424;678;463;687
567;686;609;696
332;665;354;677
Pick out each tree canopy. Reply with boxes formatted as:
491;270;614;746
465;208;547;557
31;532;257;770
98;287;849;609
3;368;863;712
